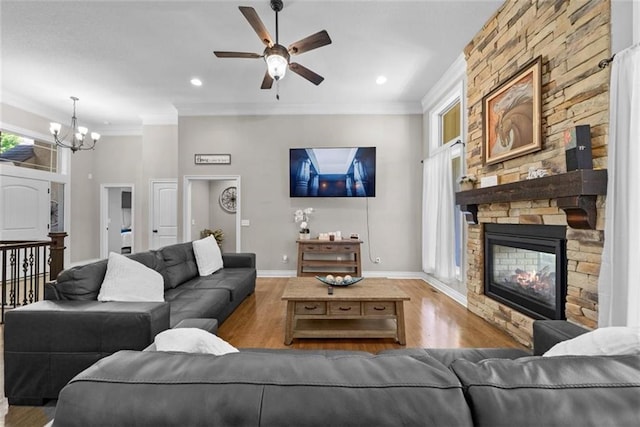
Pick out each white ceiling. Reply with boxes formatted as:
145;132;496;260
1;0;503;134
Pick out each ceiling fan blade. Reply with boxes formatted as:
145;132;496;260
239;6;273;47
214;51;262;59
288;30;332;55
289;62;325;86
261;71;274;90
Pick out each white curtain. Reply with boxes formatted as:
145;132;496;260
598;43;640;327
422;148;456;280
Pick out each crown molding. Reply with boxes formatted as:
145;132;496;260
1;90;72;126
174;101;423;117
97;126;143;137
140;114;178;126
421;53;467;113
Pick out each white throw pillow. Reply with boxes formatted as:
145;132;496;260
543;327;640;357
192;235;224;276
154;328;239;355
97;252;164;302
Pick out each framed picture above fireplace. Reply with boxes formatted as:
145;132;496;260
482;56;542;165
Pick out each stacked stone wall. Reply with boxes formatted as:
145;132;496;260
464;0;610;346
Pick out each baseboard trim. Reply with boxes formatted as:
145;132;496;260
258;270;297;277
418;272;468;308
257;270;427;279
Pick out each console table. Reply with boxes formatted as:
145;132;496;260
296;239;362;277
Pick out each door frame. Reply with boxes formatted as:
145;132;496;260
183;175;241;252
100;183;135;258
149;179;178;249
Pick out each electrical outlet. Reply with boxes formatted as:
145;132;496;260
282;255;288;263
375;257;381;264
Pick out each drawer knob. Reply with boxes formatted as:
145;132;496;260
373;306;386;311
304;305;318;310
339;306;352;311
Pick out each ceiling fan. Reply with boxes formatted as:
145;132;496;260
214;0;332;91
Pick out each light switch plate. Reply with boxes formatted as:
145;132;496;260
241;219;250;227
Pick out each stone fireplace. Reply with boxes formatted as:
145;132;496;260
459;1;611;346
484;224;567;321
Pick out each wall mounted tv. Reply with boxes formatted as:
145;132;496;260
289;147;376;197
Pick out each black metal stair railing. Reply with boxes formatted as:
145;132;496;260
1;240;51;323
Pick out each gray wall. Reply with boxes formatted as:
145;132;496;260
178;114;423;272
139;125;178;250
190;180;211;241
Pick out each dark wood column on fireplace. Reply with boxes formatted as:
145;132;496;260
455;169;607;229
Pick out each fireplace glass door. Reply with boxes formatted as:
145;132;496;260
484;224;567;320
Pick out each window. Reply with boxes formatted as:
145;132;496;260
430;92;464;282
0;131;58;173
424;55;467;295
441;101;461;145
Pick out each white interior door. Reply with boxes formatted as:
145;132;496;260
151;181;177;249
0;175;49;240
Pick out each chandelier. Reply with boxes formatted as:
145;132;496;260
49;96;100;153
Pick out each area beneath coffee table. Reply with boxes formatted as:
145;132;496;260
282;277;410;345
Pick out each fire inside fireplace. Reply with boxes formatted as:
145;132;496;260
484;224;567;320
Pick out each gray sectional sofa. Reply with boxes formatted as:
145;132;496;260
51;320;640;426
3;241;256;405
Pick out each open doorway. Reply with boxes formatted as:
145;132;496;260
100;184;134;258
183;175;241;252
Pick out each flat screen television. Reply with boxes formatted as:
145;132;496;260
289;147;376;197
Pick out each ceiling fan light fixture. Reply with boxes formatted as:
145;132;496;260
266;53;288;80
265;44;290;81
214;2;330;89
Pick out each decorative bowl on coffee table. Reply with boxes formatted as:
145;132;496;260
315;275;364;287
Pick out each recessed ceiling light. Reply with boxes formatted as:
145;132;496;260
190;78;203;87
376;75;387;85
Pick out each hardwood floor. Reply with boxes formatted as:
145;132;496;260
220;278;524;351
1;277;525;426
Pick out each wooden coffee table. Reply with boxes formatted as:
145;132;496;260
282;277;410;345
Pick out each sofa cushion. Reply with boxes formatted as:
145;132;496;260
52;251;167;300
160;242;199;289
544;326;640;357
532;320;589;355
192;235;224;276
176;268;256;301
379;347;530;367
55;350;475;427
98;252;164;302
451;354;640;427
164;288;231;327
54;259;108;300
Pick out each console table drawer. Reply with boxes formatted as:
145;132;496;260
363;301;396;315
295;301;326;315
328;301;361;316
300;244;356;253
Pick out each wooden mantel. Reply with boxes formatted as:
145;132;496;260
455;169;608;229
